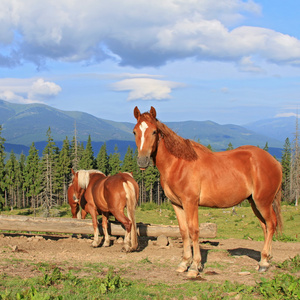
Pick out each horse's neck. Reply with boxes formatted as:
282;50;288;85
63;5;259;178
154;137;176;172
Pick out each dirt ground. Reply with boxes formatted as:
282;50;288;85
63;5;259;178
1;232;300;286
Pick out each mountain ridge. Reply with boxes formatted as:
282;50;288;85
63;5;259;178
0;99;291;159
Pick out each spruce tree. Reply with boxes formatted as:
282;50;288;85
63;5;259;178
96;142;109;174
19;152;26;207
24;143;41;212
263;142;269;152
70;135;80;171
79;135;95;170
0;125;6;208
290;114;300;206
5;150;18;208
281;138;291;202
40;127;59;215
226;142;234;150
121;146;135;173
108;145;121;175
56;137;72;204
143;164;160;203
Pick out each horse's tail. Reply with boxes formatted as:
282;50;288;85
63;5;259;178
123;180;138;251
273;187;283;235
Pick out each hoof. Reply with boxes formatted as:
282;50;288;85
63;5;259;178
176;265;187;273
122;245;131;252
176;262;189;273
186;269;198;278
103;241;110;247
258;265;269;273
92;241;100;248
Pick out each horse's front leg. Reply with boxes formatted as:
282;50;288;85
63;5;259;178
183;200;202;278
172;204;193;273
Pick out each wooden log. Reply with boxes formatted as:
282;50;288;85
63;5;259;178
0;215;217;238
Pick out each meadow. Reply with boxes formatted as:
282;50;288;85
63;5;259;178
1;202;299;299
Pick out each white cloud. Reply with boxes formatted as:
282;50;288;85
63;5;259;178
275;112;297;118
0;77;62;104
0;0;299;70
0;90;26;103
28;78;62;100
111;77;184;101
238;56;265;73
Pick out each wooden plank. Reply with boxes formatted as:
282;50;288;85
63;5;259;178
0;215;217;238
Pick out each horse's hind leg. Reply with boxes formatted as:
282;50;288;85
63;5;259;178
110;208;132;252
89;207;101;248
102;212;110;247
249;198;276;272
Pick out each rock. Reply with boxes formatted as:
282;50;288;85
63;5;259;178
116;237;123;244
156;235;169;247
238;271;251;276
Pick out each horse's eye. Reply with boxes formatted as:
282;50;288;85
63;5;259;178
133;131;136;136
153;130;157;135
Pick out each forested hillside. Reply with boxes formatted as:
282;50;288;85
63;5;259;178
0;124;297;214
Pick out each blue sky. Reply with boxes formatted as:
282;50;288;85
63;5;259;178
0;0;299;125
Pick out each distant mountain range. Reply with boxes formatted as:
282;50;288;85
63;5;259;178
0;99;295;159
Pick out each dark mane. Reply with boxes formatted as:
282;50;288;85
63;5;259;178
156;120;199;161
140;112;213;161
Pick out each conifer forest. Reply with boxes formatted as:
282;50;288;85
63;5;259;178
0;124;299;215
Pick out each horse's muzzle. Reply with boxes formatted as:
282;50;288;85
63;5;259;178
137;156;151;169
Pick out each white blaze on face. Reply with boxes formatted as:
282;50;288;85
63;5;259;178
139;121;148;150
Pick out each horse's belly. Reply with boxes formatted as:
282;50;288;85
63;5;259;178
199;191;250;208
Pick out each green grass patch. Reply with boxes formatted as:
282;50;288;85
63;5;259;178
1;256;300;300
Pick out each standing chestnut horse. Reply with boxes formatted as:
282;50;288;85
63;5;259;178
133;106;282;278
71;169;139;252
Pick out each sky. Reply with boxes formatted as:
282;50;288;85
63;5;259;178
0;0;299;125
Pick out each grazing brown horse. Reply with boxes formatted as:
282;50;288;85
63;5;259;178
68;183;88;219
68;183;80;219
133;106;282;278
71;169;139;252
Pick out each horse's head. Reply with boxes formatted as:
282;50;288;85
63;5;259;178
133;106;159;169
71;169;88;202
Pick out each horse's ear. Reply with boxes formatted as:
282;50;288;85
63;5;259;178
150;106;156;119
134;106;140;120
71;168;75;176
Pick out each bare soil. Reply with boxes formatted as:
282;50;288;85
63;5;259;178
1;232;300;286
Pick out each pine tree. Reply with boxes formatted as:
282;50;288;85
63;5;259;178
40;127;59;215
55;137;72;204
0;125;6;208
226;142;234;150
143;164;160;203
24;143;41;213
108;145;121;175
19;152;26;208
5;150;18;209
79;135;95;170
281;138;291;202
121;146;135;173
96;143;109;174
70;135;80;171
207;144;213;151
263;142;269;152
290;114;300;206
